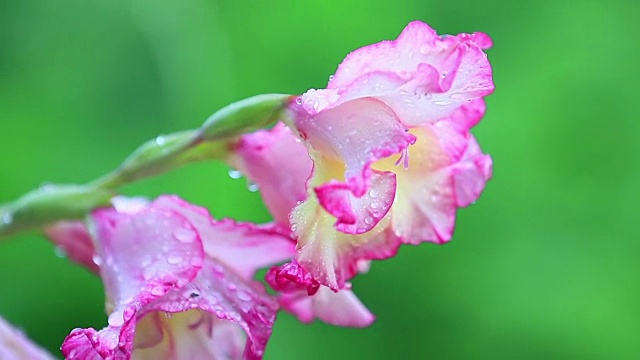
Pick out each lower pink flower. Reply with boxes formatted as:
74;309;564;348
61;195;294;360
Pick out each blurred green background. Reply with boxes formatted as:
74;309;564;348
1;0;639;358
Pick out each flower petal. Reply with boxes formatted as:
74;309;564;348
315;169;396;234
62;195;280;360
291;97;415;234
228;123;313;225
319;20;493;126
266;262;374;327
152;195;296;280
279;287;374;328
374;120;492;244
0;316;56;360
91;197;205;310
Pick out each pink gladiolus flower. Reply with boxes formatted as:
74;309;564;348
61;196;293;360
0;316;55;360
245;21;493;290
229;124;374;327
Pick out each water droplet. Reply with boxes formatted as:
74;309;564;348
368;189;379;198
39;182;55;191
143;267;155;280
328;75;334;82
92;255;103;266
108;312;124;327
434;100;453;106
247;181;259;192
54;246;67;258
228;169;242;179
190;257;203;267
173;228;197;243
364;216;373;225
2;212;12;225
295;97;303;105
441;72;448;78
155;136;166;146
150;286;164;296
236;290;251;302
227;282;237;291
167;256;182;265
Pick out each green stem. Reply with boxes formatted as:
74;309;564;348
0;93;292;239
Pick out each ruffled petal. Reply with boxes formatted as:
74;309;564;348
290;197;394;289
291;97;415;234
0;316;56;360
315;21;493;126
374;120;492;244
266;262;373;327
152;195;296;280
228;123;313;225
62;195;280;360
91;197;205;311
329;21;440;89
279;287;374;328
63;261;278;360
315;169;396;234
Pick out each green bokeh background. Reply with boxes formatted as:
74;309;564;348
1;0;638;358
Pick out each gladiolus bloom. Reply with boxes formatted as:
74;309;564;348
242;21;494;290
61;196;293;360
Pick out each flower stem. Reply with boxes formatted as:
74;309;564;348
0;94;292;239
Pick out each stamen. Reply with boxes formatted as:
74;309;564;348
394;148;410;169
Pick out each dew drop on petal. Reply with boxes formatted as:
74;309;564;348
247;181;259;192
108;312;124;327
236;289;251;302
295;97;303;105
173;228;197;244
54;246;67;258
167;256;182;265
228;169;242;180
143;267;155;280
150;286;164;296
92;255;103;266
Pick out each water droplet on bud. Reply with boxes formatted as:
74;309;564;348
2;212;12;225
155;136;166;146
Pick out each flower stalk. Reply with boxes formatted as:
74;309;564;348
0;94;291;239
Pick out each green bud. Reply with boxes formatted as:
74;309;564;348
0;184;113;237
201;94;292;140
